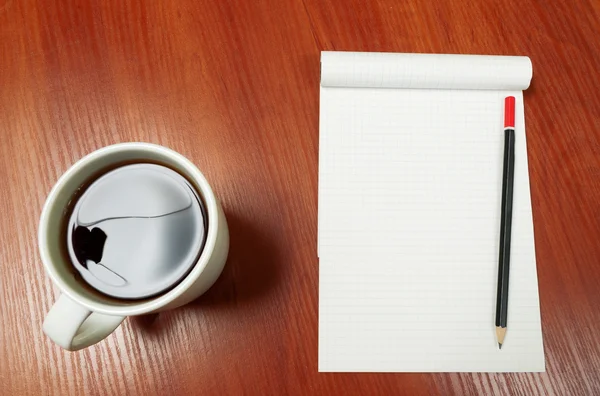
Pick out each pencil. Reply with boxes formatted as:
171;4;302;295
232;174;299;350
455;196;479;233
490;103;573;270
496;96;516;349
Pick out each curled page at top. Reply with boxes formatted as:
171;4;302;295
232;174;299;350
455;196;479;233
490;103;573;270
320;51;533;91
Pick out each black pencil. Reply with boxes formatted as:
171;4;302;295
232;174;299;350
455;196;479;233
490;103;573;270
496;96;516;349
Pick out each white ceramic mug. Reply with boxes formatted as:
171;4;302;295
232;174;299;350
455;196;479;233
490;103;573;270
40;143;229;351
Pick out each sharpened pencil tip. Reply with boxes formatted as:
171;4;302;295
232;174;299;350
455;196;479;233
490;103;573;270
496;327;507;348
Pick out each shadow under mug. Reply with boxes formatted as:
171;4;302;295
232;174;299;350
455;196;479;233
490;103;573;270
40;143;229;351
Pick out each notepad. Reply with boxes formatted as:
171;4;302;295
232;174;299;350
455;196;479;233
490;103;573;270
318;52;545;372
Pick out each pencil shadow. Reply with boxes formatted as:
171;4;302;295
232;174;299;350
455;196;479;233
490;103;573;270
131;210;281;332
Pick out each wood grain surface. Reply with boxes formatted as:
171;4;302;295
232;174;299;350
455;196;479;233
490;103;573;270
1;0;599;394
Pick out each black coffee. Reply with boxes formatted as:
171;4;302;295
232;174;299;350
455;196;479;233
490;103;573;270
65;163;207;299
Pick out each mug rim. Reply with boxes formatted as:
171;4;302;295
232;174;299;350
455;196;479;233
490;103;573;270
38;142;220;316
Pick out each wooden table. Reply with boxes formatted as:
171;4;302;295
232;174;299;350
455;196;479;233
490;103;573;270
1;0;599;394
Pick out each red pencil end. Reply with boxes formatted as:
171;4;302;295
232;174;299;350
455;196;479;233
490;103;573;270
504;96;515;129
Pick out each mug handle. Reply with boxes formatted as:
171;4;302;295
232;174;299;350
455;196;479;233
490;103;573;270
43;294;125;351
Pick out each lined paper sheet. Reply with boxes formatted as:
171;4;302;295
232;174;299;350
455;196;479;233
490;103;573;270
318;52;544;372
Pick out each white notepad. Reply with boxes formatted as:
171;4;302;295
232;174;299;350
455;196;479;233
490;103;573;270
318;52;545;372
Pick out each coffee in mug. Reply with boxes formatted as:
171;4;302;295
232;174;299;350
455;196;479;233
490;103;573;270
65;163;208;299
